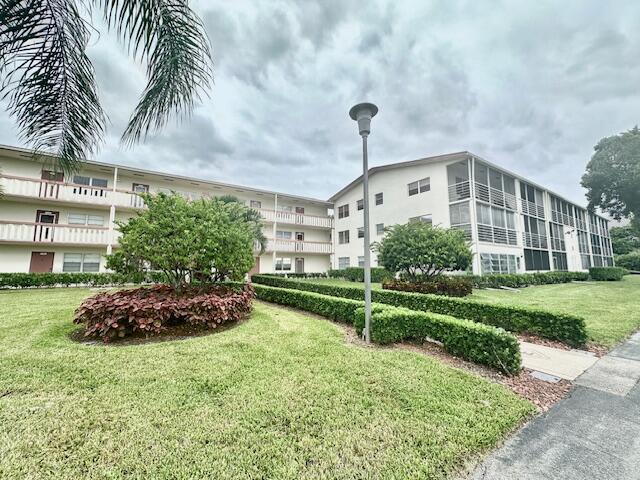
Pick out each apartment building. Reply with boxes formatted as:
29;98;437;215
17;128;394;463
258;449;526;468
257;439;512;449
330;152;614;275
0;145;333;274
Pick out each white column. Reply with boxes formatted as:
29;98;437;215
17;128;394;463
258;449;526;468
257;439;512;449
106;167;118;256
467;156;482;275
272;193;278;273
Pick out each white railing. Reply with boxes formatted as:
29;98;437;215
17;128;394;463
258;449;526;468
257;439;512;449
448;181;471;202
520;198;545;219
474;182;518;210
0;174;144;209
523;232;548;249
477;224;518;246
258;209;333;229
451;223;472;240
261;239;333;254
0;221;114;245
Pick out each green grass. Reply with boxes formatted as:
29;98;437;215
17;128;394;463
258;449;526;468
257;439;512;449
471;275;640;347
0;288;532;479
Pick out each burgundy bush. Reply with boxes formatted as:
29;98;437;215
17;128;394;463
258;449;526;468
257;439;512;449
74;283;254;341
382;277;473;297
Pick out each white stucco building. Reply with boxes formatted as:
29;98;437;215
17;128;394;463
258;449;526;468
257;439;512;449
330;152;613;275
0;146;613;275
0;145;332;274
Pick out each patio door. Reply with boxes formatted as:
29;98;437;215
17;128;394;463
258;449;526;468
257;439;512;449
34;210;59;242
295;232;304;252
40;170;64;198
295;257;304;274
29;252;55;273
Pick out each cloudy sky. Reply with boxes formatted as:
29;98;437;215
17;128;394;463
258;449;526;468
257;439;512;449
1;0;639;204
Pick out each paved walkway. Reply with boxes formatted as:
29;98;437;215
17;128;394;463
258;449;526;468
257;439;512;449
472;332;640;479
520;341;597;380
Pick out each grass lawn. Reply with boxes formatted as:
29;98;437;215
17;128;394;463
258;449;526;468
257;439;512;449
471;275;640;347
0;288;532;479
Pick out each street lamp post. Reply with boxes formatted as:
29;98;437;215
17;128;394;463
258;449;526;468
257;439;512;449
349;102;378;344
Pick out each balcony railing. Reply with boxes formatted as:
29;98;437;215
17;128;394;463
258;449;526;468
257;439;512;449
474;182;518;211
0;221;113;245
477;224;518;246
258;209;333;229
0;174;144;209
262;239;333;254
551;210;574;227
520;198;545;219
523;232;548;249
448;181;471;202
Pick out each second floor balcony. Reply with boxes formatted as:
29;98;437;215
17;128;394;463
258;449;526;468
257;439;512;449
0;221;112;246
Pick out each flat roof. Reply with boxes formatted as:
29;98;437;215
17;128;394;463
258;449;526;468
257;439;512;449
0;144;332;207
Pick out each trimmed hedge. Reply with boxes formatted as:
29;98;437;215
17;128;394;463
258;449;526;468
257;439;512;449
74;283;254;341
0;272;165;289
615;252;640;272
253;282;520;373
327;267;394;283
589;267;627;281
470;271;589;289
260;272;328;279
383;277;473;297
354;305;521;374
251;275;588;346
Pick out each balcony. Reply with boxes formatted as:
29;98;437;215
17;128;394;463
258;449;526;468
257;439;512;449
523;232;548;249
258;209;333;229
262;238;333;254
0;221;113;246
474;182;518;211
520;198;545;219
0;174;145;209
448;181;471;202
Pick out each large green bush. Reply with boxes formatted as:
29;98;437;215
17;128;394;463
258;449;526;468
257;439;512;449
471;271;589;289
251;275;588;346
252;283;520;373
383;276;473;297
327;267;393;283
615;252;640;271
0;272;163;289
353;305;521;374
589;266;627;281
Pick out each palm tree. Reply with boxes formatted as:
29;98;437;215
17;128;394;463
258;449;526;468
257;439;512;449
217;195;268;254
0;0;213;174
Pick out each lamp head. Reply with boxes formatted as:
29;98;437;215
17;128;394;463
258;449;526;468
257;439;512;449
349;102;378;136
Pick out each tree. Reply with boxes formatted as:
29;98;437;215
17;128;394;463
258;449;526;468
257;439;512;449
0;1;213;173
582;127;640;222
217;195;267;254
375;222;473;279
106;193;260;289
610;225;640;255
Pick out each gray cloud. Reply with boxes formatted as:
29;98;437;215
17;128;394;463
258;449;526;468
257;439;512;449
1;0;639;206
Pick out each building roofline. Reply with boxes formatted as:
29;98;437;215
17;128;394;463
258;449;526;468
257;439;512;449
0;144;332;207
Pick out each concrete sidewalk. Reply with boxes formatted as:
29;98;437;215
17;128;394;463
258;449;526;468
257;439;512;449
520;341;597;380
472;332;640;480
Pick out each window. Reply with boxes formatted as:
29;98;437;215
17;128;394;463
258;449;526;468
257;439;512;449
357;199;364;211
276;231;292;239
480;253;518;275
375;193;383;205
275;257;292;271
408;177;430;196
449;203;470;226
338;257;350;270
410;214;432;224
358;227;364;239
358;256;365;267
376;223;384;235
250;200;262;209
524;249;550;271
67;214;104;226
552;251;568;271
63;253;100;272
338;230;350;244
338;204;350;219
87;215;104;226
73;175;108;188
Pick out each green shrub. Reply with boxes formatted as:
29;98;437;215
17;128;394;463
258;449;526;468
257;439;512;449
383;276;473;297
327;267;393;283
353;305;521;374
470;271;589;289
261;272;328;279
251;275;588;346
589;267;627;281
253;282;520;373
0;272;164;289
615;252;640;271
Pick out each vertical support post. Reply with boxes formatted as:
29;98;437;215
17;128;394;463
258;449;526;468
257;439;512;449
106;167;118;257
467;156;481;275
362;135;372;344
272;193;278;273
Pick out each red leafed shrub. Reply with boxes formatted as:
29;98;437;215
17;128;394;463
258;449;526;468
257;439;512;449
74;283;254;341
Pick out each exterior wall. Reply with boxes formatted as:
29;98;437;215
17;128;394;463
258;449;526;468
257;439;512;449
0;245;107;273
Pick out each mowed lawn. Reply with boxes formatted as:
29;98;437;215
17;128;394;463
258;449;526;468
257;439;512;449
0;289;532;479
471;275;640;347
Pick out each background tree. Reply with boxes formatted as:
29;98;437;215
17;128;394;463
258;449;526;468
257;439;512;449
217;195;267;254
375;222;473;280
582;126;640;223
106;193;259;289
0;0;213;173
610;225;640;255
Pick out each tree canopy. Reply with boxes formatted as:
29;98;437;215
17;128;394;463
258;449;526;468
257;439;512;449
610;225;640;255
582;127;640;223
375;222;473;279
106;193;259;289
0;1;213;173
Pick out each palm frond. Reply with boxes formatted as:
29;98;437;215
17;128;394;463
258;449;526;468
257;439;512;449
0;0;106;174
101;0;213;145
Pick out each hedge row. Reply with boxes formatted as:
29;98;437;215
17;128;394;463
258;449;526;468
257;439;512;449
615;252;640;272
253;283;520;373
260;272;328;279
354;305;521;374
589;266;627;281
327;267;394;283
251;275;588;346
0;272;165;289
470;271;589;289
382;277;473;297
